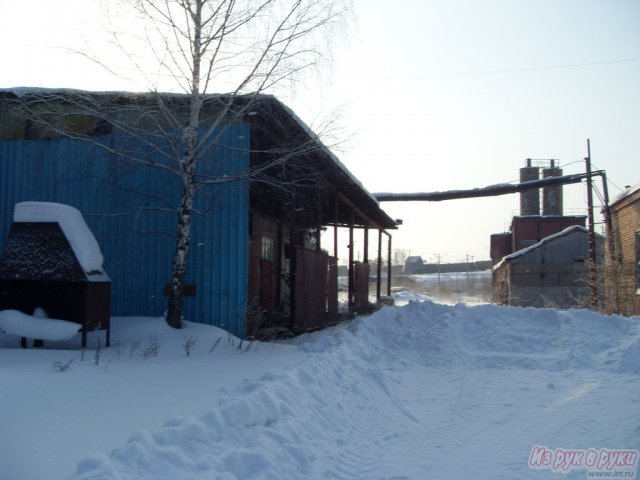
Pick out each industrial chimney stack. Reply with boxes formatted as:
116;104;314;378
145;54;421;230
519;159;564;216
519;159;540;216
542;160;563;216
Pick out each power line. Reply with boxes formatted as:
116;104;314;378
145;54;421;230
388;57;640;81
591;162;626;193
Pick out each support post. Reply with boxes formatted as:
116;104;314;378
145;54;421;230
599;171;618;313
276;223;283;307
348;209;355;308
289;204;297;329
386;231;392;297
376;229;382;300
600;172;615;262
334;194;339;259
316;194;322;253
363;226;369;263
585;139;598;307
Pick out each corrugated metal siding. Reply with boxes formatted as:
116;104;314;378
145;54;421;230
0;124;250;336
509;231;588;265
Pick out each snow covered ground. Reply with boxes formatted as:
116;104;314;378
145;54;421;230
1;297;639;480
401;270;492;306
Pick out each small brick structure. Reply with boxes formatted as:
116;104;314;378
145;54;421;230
0;203;110;348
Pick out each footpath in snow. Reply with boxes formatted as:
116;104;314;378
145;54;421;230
1;300;639;479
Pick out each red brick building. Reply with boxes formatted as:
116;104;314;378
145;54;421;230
604;183;640;316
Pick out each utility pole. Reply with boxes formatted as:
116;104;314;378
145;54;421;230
585;139;598;307
465;253;470;279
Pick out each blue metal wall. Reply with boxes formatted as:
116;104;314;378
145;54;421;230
0;124;250;337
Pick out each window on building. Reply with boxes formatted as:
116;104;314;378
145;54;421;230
261;236;275;261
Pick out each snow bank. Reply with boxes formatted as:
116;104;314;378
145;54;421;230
14;202;104;273
0;309;80;341
71;302;640;480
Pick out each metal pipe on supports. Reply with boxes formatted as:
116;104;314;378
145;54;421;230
374;172;599;202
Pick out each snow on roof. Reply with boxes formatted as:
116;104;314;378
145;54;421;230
493;225;588;270
13;202;104;273
2;88;396;229
1;87;87;97
609;182;640;207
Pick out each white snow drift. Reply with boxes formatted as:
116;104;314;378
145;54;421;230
0;300;638;480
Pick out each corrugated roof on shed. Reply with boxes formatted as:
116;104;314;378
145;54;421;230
494;225;588;270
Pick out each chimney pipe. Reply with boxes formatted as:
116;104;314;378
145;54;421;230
519;159;540;216
542;161;563;215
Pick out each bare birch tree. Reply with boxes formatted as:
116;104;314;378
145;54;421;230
132;0;344;328
9;0;345;329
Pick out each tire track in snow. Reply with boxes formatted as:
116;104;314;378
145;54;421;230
71;301;640;479
312;315;442;479
306;342;422;479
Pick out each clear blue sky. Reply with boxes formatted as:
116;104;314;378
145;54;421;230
290;0;640;262
2;0;638;262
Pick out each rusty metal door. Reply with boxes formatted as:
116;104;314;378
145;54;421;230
294;247;337;331
259;258;278;311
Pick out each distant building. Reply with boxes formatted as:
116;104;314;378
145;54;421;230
603;183;640;316
493;226;590;308
490;160;589;308
404;256;425;274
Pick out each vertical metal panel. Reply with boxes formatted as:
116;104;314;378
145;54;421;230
352;261;371;312
0;124;250;337
294;247;331;332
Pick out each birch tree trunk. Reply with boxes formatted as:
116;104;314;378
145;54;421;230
165;0;204;329
166;179;195;328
